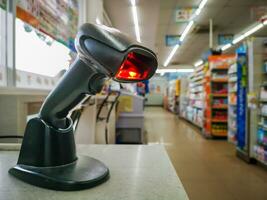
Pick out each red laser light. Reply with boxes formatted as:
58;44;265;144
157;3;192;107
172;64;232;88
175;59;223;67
115;52;153;81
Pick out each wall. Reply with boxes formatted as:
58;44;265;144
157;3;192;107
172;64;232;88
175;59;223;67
0;94;46;142
146;76;168;106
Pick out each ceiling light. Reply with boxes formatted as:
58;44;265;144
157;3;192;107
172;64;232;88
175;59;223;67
194;60;203;67
195;0;208;16
130;0;141;42
130;0;136;6
163;0;208;67
232;34;245;44
243;23;264;37
180;21;194;42
156;69;194;73
221;43;232;51
232;23;264;44
163;44;180;67
193;21;266;66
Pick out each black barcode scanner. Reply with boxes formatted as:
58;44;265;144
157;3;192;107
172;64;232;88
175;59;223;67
9;23;157;191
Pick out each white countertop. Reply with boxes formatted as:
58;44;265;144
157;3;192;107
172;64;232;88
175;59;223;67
0;144;188;200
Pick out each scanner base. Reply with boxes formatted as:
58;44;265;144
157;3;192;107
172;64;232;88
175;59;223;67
9;155;109;191
9;117;109;190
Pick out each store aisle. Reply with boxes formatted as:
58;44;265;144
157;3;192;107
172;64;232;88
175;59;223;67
144;107;267;200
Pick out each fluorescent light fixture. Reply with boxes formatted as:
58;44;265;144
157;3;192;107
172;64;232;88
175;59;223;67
163;44;180;67
232;34;245;44
180;21;194;42
156;69;194;73
221;43;232;51
243;23;263;37
96;18;101;25
130;0;136;6
194;60;203;67
193;20;266;67
195;0;208;16
232;23;263;45
163;0;208;67
130;0;141;42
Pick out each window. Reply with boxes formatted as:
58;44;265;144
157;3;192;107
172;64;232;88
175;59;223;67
0;0;7;86
15;19;71;77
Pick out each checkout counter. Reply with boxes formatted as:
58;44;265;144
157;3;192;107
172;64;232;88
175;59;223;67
0;91;189;199
0;89;117;145
0;89;146;145
0;144;188;199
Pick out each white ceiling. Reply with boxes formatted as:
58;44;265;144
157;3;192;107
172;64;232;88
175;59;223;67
104;0;267;68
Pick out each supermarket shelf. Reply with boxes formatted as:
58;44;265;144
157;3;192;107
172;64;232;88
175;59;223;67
179;116;202;129
259;98;267;103
227;61;238;144
189;74;194;79
228;71;237;75
211;78;228;83
189;97;202;101
256;141;267;148
195;71;204;77
194;81;204;86
193;76;204;82
229;126;237;132
193;105;203;109
228;61;237;146
211;66;229;70
195;65;204;72
192;90;203;93
259;113;267;117
212;105;228;109
260;82;267;87
211;119;228;123
212;131;228;137
229;114;237;118
229;88;237;92
258;123;267;130
229;77;237;82
212;93;228;97
229;103;237;106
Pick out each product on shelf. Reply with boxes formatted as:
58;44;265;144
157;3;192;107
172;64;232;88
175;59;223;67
228;62;238;144
179;77;189;119
213;98;228;107
166;79;180;113
212;124;227;135
253;145;267;164
260;86;267;100
263;60;267;73
229;93;237;105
